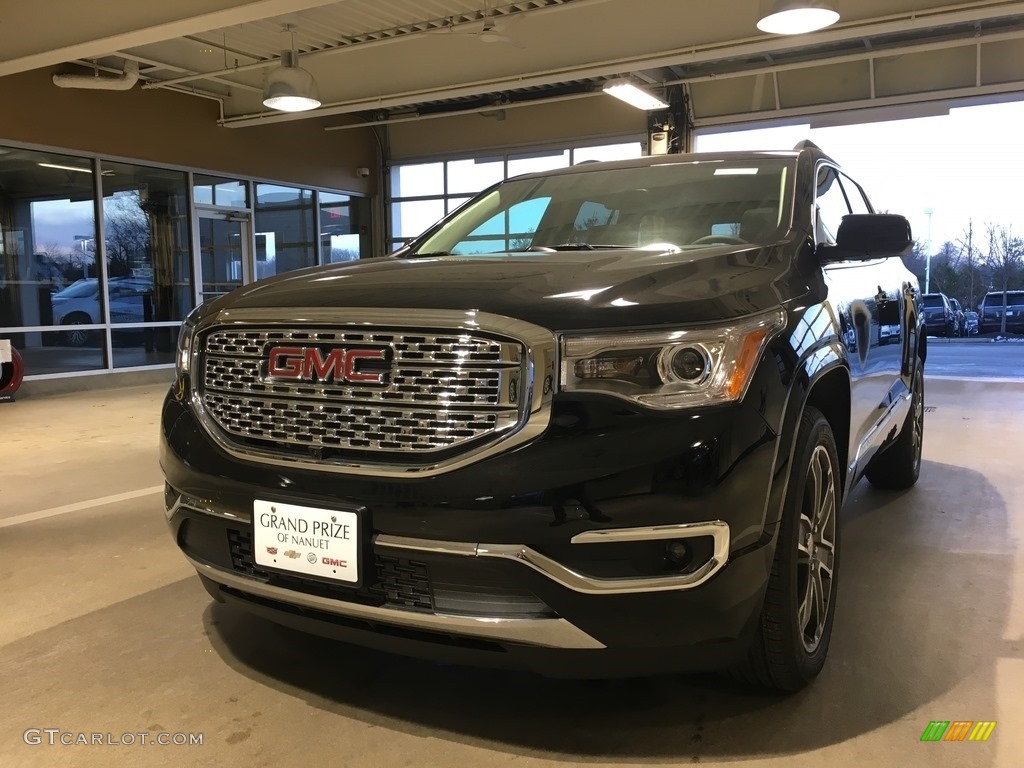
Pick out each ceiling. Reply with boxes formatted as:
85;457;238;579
4;0;1024;131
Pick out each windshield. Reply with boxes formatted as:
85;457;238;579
923;295;945;308
412;157;795;257
53;280;98;298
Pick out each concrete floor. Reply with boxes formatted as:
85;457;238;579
1;378;1022;768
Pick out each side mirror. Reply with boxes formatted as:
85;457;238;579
819;214;913;263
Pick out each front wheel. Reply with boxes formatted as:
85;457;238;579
866;364;924;490
731;406;840;692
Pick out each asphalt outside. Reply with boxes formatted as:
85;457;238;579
1;366;1022;768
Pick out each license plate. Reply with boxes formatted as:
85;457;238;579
253;500;359;584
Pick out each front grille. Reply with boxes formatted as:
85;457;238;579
199;326;527;461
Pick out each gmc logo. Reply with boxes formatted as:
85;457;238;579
266;346;390;385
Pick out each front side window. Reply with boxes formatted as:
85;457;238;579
814;166;850;245
415;158;794;257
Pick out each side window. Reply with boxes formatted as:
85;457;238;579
574;201;616;231
815;166;851;245
840;174;871;215
450;197;551;254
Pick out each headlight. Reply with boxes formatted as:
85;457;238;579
175;312;199;375
560;309;786;409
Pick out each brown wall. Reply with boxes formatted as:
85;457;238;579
388;94;646;160
0;67;378;194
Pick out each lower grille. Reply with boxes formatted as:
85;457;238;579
374;556;432;610
226;529;551;619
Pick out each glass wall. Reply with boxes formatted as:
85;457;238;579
253;184;316;280
320;192;367;264
0;149;104;375
0;143;370;379
388;141;643;251
101;161;191;368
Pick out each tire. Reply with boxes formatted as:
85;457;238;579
865;362;924;490
730;406;841;692
62;314;92;347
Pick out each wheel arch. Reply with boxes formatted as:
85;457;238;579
767;345;851;526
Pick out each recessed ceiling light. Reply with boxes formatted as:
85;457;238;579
757;1;840;35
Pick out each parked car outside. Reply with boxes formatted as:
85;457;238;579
51;277;153;346
948;297;965;337
964;310;980;335
921;292;957;337
979;290;1024;335
162;143;924;691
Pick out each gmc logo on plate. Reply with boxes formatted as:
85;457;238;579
265;346;390;385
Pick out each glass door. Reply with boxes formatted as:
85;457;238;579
196;211;250;303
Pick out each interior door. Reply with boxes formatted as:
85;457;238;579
197;212;250;303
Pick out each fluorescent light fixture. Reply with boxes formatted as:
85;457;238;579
38;162;91;174
263;27;321;112
715;168;760;176
757;1;840;34
602;79;669;111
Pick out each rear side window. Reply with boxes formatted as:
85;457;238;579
985;291;1024;306
923;295;944;308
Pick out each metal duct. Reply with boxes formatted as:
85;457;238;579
53;60;139;91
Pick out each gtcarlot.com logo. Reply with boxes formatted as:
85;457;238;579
23;729;203;747
920;721;997;742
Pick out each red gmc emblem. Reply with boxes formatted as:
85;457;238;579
265;346;390;385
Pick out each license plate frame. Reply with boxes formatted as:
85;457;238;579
252;500;362;586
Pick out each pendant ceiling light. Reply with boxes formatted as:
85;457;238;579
757;1;840;35
263;26;321;112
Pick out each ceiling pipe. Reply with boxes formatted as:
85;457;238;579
53;59;139;91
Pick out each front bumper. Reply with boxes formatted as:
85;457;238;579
161;358;785;675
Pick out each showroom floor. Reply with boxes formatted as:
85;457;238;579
1;378;1021;768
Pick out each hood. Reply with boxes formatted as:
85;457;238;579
204;245;814;332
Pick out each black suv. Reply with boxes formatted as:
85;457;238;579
980;290;1024;334
161;143;925;691
921;292;958;337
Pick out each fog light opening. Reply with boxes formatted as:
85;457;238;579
665;539;693;570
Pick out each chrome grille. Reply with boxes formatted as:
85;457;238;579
198;325;526;459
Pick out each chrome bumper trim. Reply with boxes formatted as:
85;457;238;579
187;555;605;650
377;521;730;595
167;493;250;524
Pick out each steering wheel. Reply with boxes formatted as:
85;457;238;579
690;234;748;246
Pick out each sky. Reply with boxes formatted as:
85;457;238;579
694;99;1024;253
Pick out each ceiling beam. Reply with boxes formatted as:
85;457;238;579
0;0;343;77
692;80;1024;128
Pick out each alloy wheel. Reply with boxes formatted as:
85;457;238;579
911;368;924;474
797;444;837;654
